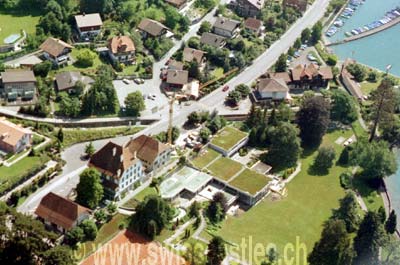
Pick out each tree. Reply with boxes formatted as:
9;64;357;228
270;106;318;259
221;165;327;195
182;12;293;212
200;127;211;143
188;61;200;79
275;53;287;72
124;91;145;117
187;111;201;125
351;139;397;180
297;96;331;147
184;241;205;265
58;93;81;118
235;84;250;98
66;226;84;245
332;192;361;232
33;61;53;77
76;48;96;67
226;90;241;105
42;246;75;265
353;211;387;265
369;78;397;142
80;219;98;241
94;209;108;225
107;202;117;215
130;195;174;239
312;146;336;174
188;201;201;219
310;21;323;44
207;192;227;223
346;63;366;82
57;127;64;143
308;219;354;265
206;115;226;134
85;142;96;158
76;168;104;209
263;122;301;169
207;236;226;265
198;21;212;34
301;28;311;43
385;210;397;234
330;90;357;124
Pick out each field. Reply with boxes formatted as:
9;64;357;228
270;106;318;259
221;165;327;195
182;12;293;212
216;130;354;263
191;148;220;169
0;9;40;45
207;157;243;181
61;49;104;74
229;169;270;195
210;126;248;152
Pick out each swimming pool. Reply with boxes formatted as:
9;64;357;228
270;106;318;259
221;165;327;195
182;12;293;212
4;33;21;44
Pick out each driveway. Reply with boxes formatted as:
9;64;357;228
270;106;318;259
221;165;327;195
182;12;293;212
290;46;326;68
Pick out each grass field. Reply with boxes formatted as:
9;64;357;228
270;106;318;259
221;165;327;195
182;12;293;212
191;148;220;169
207;157;243;181
0;9;40;44
62;49;104;73
134;186;157;201
229;169;270;195
216;130;353;263
210;126;248;152
61;126;144;147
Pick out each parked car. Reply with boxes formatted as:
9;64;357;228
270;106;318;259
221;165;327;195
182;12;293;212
294;51;301;58
307;53;317;62
222;85;229;92
134;78;144;84
122;78;131;84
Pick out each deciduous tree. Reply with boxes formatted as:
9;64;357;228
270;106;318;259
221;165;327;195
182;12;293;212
76;168;104;209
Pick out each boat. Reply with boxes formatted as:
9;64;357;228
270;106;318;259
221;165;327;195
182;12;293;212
345;31;353;37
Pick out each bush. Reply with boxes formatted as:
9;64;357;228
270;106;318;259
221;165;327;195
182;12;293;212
76;48;96;67
340;172;353;189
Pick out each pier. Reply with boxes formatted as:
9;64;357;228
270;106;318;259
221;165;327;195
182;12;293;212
326;15;400;46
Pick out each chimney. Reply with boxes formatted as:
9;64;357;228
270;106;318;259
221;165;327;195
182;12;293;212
113;147;116;156
133;151;137;159
120;155;123;162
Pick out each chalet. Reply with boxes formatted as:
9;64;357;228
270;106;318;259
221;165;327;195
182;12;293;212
89;135;171;200
165;0;187;9
212;17;241;38
138;18;169;38
35;192;91;233
200;32;226;48
55;71;94;93
244;17;263;35
168;60;184;71
0;70;36;101
75;13;103;40
39;37;73;66
253;78;290;101
108;35;135;64
182;47;206;64
0;117;32;154
166;69;189;89
229;0;265;17
283;0;308;13
290;64;333;89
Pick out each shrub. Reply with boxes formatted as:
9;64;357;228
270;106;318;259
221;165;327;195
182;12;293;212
340;172;353;189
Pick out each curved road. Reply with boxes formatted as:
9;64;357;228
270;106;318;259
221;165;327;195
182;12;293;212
18;0;331;214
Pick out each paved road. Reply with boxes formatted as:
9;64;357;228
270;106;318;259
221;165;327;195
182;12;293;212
18;0;331;215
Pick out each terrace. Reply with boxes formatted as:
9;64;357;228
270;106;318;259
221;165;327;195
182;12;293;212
209;126;249;157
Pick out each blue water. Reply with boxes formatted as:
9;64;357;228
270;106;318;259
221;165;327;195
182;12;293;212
328;0;400;76
386;150;400;225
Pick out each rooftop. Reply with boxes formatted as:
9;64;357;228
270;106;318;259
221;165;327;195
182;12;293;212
257;78;289;93
75;13;103;28
182;47;205;63
1;70;36;83
200;32;226;47
213;17;240;32
228;168;270;195
138;18;169;37
55;71;94;91
39;37;73;58
108;35;135;54
210;126;248;152
166;69;189;85
0;117;32;148
244;17;263;31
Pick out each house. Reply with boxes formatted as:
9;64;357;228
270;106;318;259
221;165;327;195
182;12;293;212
108;35;135;64
254;78;290;101
340;59;364;101
229;0;265;17
35;192;91;233
89;135;171;200
138;18;169;38
55;71;94;93
0;70;36;101
166;69;189;88
244;17;263;35
39;37;73;66
200;32;226;48
182;47;206;64
212;17;241;38
0;117;32;153
290;64;333;88
283;0;308;13
13;55;42;69
168;60;184;70
181;79;200;99
75;13;103;40
165;0;187;9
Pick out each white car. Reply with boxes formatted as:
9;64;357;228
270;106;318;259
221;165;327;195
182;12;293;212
134;78;144;84
307;54;317;61
122;78;131;84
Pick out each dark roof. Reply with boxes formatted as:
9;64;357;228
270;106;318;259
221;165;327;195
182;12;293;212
40;37;73;57
55;71;94;91
1;70;36;83
168;60;184;70
166;69;189;85
125;135;170;164
200;33;226;47
35;192;90;230
246;0;265;10
244;18;263;31
138;18;168;37
268;72;291;83
213;17;240;32
182;47;205;63
291;64;333;81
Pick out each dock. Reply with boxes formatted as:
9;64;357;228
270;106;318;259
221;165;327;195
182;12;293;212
327;15;400;46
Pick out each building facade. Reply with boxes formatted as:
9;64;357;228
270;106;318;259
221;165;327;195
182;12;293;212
0;118;32;153
75;13;103;40
108;36;136;64
1;70;36;101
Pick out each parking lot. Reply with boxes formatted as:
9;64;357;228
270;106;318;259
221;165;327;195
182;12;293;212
289;46;326;68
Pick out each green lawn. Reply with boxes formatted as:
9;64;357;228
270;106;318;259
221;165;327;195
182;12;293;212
61;49;104;74
207;157;243;181
360;79;380;96
212;68;224;79
228;169;270;195
210;126;248;152
0;155;48;194
216;130;353;263
191;148;220;169
0;9;40;45
75;214;128;261
61;126;144;147
134;186;157;201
